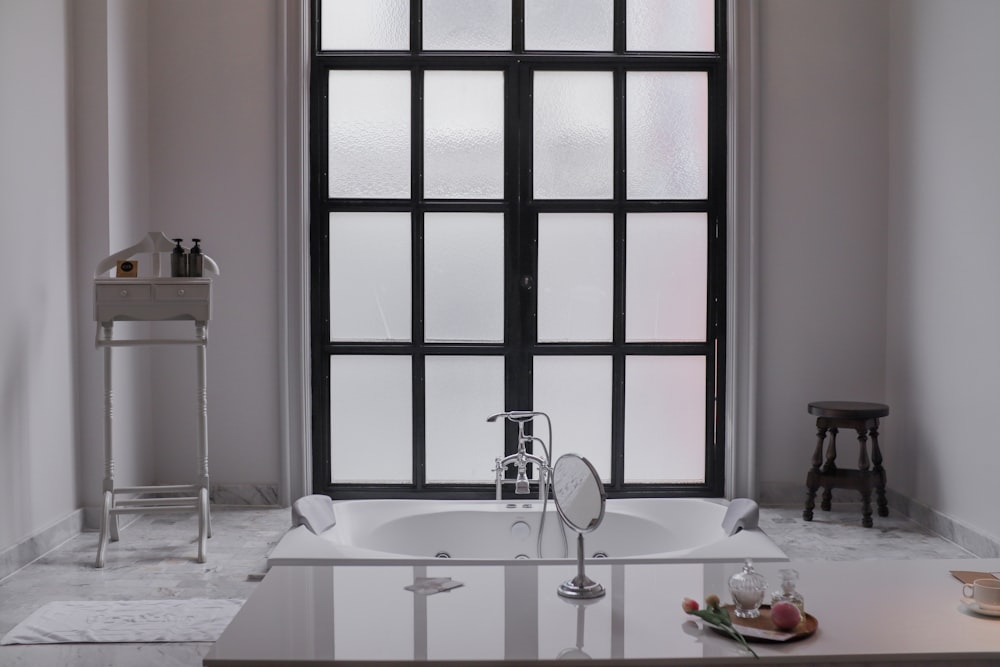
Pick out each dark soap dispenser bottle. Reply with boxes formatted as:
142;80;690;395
171;238;188;277
188;238;204;277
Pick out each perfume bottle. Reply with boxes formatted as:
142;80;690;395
171;238;188;277
728;558;767;619
771;568;805;613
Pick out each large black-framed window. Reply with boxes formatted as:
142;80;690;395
310;0;727;499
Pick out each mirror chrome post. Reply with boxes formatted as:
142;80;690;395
559;533;606;599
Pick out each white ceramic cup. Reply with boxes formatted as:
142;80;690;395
963;578;1000;609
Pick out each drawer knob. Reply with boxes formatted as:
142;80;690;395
177;289;186;296
120;289;128;297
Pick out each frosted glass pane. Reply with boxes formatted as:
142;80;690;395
424;71;505;199
624;356;705;483
425;357;505;483
423;0;511;51
424;213;504;342
329;212;411;342
537;213;613;342
533;356;612;482
525;0;613;51
625;213;706;342
328;70;410;198
320;0;409;50
626;72;707;200
627;0;715;52
330;356;412;483
533;72;613;199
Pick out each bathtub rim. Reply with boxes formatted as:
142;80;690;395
268;497;789;567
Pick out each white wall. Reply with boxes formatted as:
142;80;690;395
74;0;160;521
756;0;890;494
72;0;282;514
143;0;280;489
886;0;1000;541
0;0;78;549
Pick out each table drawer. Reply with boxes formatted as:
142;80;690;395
153;283;211;301
96;284;153;302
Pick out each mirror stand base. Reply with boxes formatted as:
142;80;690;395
558;575;606;600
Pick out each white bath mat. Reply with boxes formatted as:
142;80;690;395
0;598;243;645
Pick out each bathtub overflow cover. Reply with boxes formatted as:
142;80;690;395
510;520;532;541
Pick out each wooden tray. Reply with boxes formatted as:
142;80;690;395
715;604;818;643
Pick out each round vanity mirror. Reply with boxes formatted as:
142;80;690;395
552;454;607;599
552;454;606;533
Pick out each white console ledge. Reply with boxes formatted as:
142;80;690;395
206;558;1000;666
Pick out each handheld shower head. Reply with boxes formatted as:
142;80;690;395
486;410;545;424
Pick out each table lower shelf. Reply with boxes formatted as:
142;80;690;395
95;483;211;568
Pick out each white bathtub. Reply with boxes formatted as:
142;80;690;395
267;498;788;566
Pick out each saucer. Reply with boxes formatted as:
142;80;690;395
960;599;1000;617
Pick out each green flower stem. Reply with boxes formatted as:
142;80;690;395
687;608;759;659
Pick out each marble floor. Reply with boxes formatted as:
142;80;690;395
0;503;973;667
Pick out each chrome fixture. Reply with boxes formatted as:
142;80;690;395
487;410;567;560
486;411;553;502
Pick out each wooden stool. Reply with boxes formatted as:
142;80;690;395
803;401;890;528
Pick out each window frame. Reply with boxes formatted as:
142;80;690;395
309;0;728;499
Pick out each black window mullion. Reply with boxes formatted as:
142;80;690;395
613;0;625;54
610;63;627;491
411;0;422;53
504;62;529;466
411;64;425;490
412;210;426;491
512;0;524;53
611;210;627;492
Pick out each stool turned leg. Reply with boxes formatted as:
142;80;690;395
820;426;838;511
871;420;889;517
821;426;839;474
856;427;873;528
803;423;827;521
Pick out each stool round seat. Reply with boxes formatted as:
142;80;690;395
803;401;890;528
808;401;889;420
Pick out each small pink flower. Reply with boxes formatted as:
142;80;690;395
681;597;699;613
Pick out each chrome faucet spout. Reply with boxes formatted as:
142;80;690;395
515;467;531;494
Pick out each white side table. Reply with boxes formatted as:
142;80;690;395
92;233;219;568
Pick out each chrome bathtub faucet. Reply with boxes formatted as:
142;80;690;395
486;411;553;502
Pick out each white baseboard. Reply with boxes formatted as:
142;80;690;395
0;509;84;583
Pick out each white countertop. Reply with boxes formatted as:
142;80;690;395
205;558;1000;666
